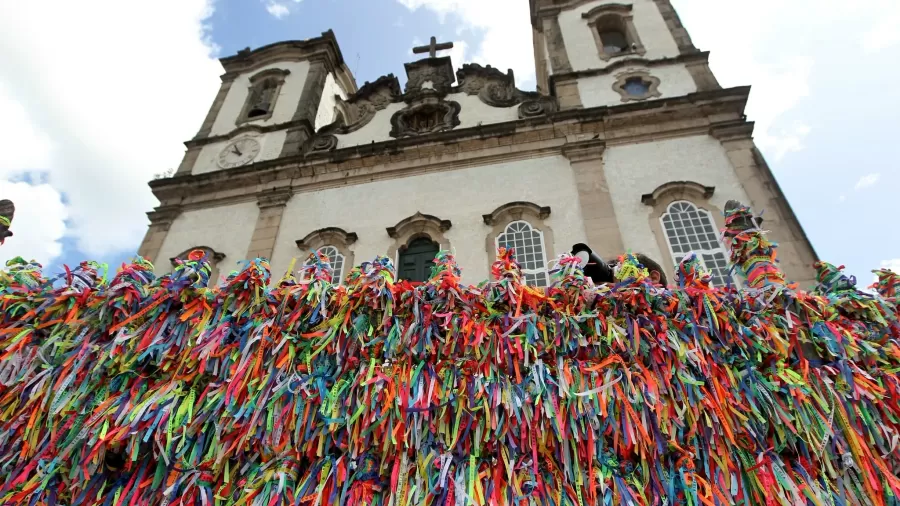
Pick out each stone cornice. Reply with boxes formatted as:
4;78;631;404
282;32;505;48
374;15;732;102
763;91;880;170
549;52;712;83
709;121;755;142
296;227;358;250
387;212;452;239
641;181;714;206
219;30;346;76
533;0;605;23
483;202;551;225
184;119;314;149
150;86;753;208
147;204;183;226
581;3;632;18
561;138;606;162
256;187;293;209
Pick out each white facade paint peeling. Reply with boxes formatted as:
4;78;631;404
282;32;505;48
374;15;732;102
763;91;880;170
603;135;751;267
155;201;260;281
268;156;588;284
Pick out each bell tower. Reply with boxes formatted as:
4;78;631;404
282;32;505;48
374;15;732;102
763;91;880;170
530;0;720;108
171;31;357;178
529;0;818;285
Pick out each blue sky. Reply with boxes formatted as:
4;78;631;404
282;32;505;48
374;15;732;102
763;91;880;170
0;0;897;286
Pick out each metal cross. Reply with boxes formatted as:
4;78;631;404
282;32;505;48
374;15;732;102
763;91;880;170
412;36;454;58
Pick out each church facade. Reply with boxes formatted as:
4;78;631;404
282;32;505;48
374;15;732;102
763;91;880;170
138;0;818;287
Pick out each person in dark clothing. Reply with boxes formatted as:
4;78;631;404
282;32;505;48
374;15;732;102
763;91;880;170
571;243;668;286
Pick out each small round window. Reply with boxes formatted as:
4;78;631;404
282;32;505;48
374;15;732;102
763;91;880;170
623;77;651;97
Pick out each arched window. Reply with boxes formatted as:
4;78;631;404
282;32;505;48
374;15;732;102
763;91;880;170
304;245;345;284
496;221;549;287
397;237;439;282
661;201;734;286
237;68;289;125
295;227;357;285
387;212;452;282
583;5;645;61
598;21;629;55
246;80;278;119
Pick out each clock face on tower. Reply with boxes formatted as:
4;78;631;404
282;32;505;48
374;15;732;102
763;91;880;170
217;138;261;169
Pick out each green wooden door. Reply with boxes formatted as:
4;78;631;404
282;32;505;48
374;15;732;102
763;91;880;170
398;237;439;282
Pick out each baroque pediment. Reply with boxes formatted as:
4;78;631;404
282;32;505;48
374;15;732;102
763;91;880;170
389;99;461;138
456;64;559;117
321;74;402;134
317;58;559;145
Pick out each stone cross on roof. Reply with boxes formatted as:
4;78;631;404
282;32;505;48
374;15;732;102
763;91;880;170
412;36;454;58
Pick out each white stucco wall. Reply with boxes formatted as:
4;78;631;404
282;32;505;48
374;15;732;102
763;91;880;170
454;93;520;129
155;201;260;280
558;0;680;73
209;60;311;137
191;131;287;175
335;102;403;148
577;64;696;108
603;135;751;266
268;155;587;284
335;92;520;148
315;72;347;131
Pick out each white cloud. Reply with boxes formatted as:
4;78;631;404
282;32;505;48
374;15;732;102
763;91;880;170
881;259;900;272
409;37;424;56
854;173;880;190
863;0;900;52
669;0;831;161
263;0;302;19
447;40;468;74
0;180;68;265
0;84;54;176
838;194;846;202
0;1;221;260
871;258;900;290
395;0;535;88
266;2;290;18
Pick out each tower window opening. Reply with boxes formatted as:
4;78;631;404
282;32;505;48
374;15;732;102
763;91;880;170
247;79;278;118
599;29;628;54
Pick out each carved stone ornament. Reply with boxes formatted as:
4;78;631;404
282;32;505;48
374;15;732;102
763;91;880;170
403;57;455;100
295;227;358;251
389;100;461;138
386;212;452;239
320;75;402;134
518;97;558;118
456;64;520;107
305;134;338;154
456;63;559;117
612;71;662;102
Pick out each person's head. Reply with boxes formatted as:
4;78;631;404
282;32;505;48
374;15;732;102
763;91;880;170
634;253;668;286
